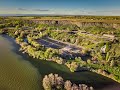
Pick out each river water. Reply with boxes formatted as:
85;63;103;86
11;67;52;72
0;35;120;90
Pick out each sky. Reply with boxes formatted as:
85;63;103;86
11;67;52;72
0;0;120;16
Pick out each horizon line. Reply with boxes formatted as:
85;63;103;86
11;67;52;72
0;14;120;17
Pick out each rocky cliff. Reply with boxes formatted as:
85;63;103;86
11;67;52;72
32;19;120;29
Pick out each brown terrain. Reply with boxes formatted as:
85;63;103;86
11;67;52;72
31;19;120;29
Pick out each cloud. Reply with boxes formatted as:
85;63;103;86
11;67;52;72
88;9;120;15
17;8;50;12
33;9;50;11
97;10;120;13
1;8;120;16
17;8;28;11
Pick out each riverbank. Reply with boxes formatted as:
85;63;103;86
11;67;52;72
1;35;120;90
0;17;120;89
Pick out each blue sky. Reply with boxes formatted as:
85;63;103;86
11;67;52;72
0;0;120;15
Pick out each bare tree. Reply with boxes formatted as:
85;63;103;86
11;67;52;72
64;80;72;90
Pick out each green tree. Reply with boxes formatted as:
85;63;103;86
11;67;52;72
110;60;115;67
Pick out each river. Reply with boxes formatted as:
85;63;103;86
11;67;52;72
0;35;120;90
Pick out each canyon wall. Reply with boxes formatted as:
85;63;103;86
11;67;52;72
32;19;120;29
